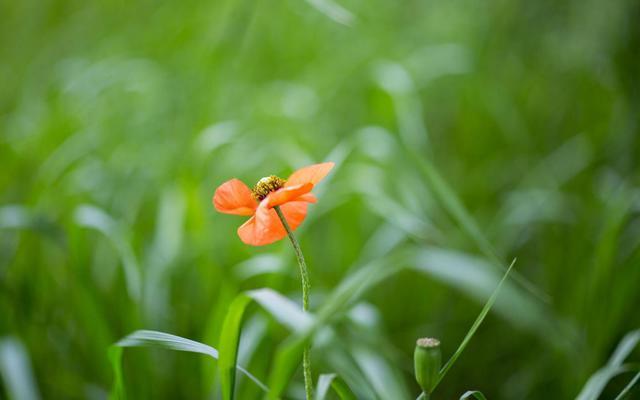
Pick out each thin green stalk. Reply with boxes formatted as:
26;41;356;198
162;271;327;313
274;205;313;399
416;391;430;400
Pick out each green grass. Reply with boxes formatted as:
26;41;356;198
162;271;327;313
1;0;640;398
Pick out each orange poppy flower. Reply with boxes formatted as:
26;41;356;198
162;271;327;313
213;162;334;246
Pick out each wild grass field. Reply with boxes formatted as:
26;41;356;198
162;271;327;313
1;0;639;399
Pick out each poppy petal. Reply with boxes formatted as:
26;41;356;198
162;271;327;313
213;179;257;216
285;162;335;187
265;183;314;208
296;193;317;203
237;201;308;246
277;201;309;230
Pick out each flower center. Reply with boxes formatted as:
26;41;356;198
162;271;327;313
252;175;286;201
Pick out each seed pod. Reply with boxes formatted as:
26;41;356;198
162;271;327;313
414;337;441;395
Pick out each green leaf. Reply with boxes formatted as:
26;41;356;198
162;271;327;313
108;347;124;400
218;289;312;400
407;248;553;337
434;259;517;389
270;252;524;398
352;345;410;399
268;256;403;396
409;150;548;303
0;204;63;245
316;373;357;400
577;329;640;400
319;340;379;400
268;337;309;398
74;204;141;302
460;390;488;400
109;330;268;400
219;294;252;400
143;186;186;322
0;337;41;400
614;371;640;400
269;250;518;397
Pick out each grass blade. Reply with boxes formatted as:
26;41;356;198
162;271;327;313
614;371;640;400
218;289;312;400
270;252;524;398
460;390;488;400
577;329;640;400
316;373;357;400
434;259;517;389
108;347;125;400
377;63;545;302
408;248;553;338
267;256;403;396
0;337;41;400
315;374;334;399
109;330;268;399
219;294;253;400
323;342;379;400
352;345;410;399
268;337;308;398
74;204;141;302
269;249;518;397
414;157;548;303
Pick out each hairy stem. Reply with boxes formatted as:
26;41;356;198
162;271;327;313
274;206;313;399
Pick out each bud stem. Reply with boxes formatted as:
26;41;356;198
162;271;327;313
274;206;313;399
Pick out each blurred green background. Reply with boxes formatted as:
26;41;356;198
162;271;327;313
1;0;639;398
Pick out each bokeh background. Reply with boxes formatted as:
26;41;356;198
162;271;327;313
1;0;639;399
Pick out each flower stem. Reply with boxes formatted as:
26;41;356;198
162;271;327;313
274;206;313;399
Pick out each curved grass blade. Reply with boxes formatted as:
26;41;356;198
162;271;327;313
109;330;268;400
614;371;640;400
352;345;410;399
74;204;141;302
218;289;312;400
377;66;545;302
408;248;552;337
0;337;41;400
434;259;516;389
268;338;308;398
323;341;379;400
577;329;640;400
270;253;517;397
316;373;357;400
0;205;64;246
577;365;637;400
460;390;488;400
267;256;402;396
413;156;548;303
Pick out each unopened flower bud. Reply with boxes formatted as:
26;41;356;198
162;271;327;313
414;337;441;395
